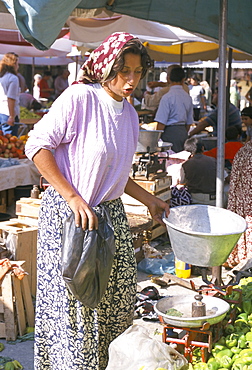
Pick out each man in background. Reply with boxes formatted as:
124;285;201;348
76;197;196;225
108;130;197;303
188;90;242;137
153;66;193;152
143;64;189;111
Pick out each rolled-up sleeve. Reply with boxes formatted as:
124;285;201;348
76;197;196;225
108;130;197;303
25;87;77;160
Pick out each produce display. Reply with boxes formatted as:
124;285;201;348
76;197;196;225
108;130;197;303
190;277;252;369
0;131;28;159
19;107;41;120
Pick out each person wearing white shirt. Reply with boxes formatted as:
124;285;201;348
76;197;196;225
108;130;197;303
154;66;194;152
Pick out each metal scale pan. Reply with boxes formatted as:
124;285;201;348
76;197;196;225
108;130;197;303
154;294;230;328
136;129;164;153
162;204;247;267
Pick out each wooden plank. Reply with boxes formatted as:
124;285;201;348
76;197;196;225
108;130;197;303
17;216;38;227
0;323;6;339
2;273;16;341
134;176;172;193
21;275;35;327
12;275;26;336
14;229;38;297
154;189;171;202
0;221;38;297
0;297;4;313
16;199;41;219
150;224;167;240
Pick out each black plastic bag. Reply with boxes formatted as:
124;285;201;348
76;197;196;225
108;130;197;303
61;204;116;309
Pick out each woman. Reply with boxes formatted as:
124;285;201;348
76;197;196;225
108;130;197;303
33;74;42;101
225;141;252;268
189;74;206;121
25;32;170;370
0;52;20;136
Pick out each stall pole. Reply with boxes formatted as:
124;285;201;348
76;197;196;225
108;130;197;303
212;0;228;285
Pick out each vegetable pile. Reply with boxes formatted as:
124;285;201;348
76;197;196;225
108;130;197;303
0;132;28;159
19;107;40;120
191;276;252;369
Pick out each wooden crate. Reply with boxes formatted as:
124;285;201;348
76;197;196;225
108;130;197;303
0;219;38;297
127;213;152;263
16;197;41;221
0;263;35;341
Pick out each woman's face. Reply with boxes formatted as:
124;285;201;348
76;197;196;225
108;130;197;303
104;53;143;102
190;78;198;86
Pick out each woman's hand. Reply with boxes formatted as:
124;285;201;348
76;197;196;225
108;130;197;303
124;177;170;226
67;194;98;230
68;194;98;230
7;116;15;126
147;197;170;226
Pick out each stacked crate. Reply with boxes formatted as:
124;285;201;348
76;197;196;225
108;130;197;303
0;219;38;297
0;264;34;341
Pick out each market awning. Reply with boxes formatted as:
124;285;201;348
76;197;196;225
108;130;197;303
2;0;252;56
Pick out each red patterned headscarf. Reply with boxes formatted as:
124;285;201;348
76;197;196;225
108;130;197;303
77;32;135;84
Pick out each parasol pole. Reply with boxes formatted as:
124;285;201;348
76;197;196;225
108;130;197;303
179;43;183;66
212;0;228;285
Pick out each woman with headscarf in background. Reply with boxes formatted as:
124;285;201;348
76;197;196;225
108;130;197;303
25;32;170;370
0;52;20;136
224;141;252;269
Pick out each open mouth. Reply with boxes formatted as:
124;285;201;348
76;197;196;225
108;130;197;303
124;88;133;94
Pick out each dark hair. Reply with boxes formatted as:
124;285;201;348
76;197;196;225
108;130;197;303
191;74;199;82
30;100;42;111
241;106;252;119
225;125;241;141
184;137;204;154
106;38;151;82
169;66;185;83
0;52;19;77
44;71;52;77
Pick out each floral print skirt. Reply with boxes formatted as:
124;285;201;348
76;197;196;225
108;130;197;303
34;187;137;370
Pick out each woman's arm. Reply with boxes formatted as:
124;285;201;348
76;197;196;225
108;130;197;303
124;177;170;225
33;148;98;230
7;97;15;126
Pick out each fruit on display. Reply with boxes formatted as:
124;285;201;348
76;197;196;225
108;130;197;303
19;107;41;120
0;131;28;159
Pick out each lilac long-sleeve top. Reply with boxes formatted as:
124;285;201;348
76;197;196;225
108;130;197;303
25;83;139;207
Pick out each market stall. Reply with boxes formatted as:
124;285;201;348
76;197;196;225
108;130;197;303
0;159;40;193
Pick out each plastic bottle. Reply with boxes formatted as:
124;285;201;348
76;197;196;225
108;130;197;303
30;185;40;199
175;257;191;279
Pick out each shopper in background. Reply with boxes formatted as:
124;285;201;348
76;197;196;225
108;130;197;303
17;72;27;93
189;74;206;121
204;125;243;169
181;137;217;206
38;70;54;100
33;74;42;100
54;68;70;99
240;106;252;143
143;64;189;111
188;90;242;137
0;52;20;136
19;92;42;111
154;66;193;152
225;141;252;268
